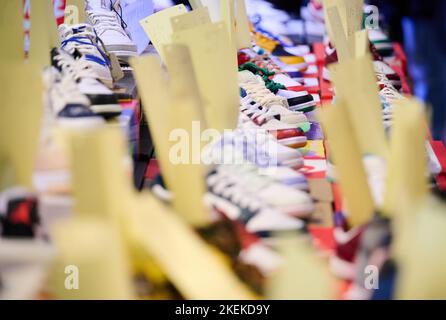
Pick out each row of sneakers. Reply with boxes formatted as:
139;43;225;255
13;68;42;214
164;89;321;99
43;0;142;125
200;35;321;244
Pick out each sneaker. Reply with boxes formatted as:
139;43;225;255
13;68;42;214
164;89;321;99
376;73;401;91
373;61;402;89
0;188;40;238
215;165;314;218
301;0;324;23
43;67;104;126
276;89;316;113
239;113;309;148
239;72;309;127
208;130;305;169
379;86;405;106
204;169;305;237
58;23;113;87
51;48;121;118
368;28;394;57
85;0;137;58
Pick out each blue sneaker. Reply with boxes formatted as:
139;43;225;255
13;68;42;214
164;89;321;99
59;23;113;88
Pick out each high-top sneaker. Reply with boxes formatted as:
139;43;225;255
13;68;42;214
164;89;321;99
51;48;121;119
85;0;137;59
58;23;113;88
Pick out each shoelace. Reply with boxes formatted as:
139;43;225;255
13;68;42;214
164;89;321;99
240;98;279;124
54;53;98;82
110;0;127;30
207;171;264;213
61;36;111;67
376;73;396;89
380;87;405;103
239;62;285;93
241;77;287;108
44;68;87;114
87;1;128;37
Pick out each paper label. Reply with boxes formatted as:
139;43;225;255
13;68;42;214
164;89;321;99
328;55;388;158
318;102;375;227
172;22;239;131
171;7;211;33
139;4;187;62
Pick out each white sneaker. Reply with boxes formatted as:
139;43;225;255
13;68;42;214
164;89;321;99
51;48;121;118
58;23;113;87
238;71;309;126
85;0;137;58
216;165;314;218
43;67;103;127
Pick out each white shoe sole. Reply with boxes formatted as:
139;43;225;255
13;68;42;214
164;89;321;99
277;136;307;148
281;157;304;169
90;104;122;115
57;117;105;129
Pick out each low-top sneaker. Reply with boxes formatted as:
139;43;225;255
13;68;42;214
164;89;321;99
51;48;121;118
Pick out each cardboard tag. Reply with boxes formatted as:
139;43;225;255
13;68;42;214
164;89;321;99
171;7;211;33
383;99;427;218
318;102;375;227
326;6;351;61
135;195;256;299
109;53;125;82
139;4;187;62
323;0;347;44
328;55;388;158
235;0;252;49
66;126;254;299
28;0;60;66
266;237;335;299
0;61;43;188
172;22;239;131
0;0;24;61
163;44;210;227
353;29;369;58
131;51;210;227
220;0;238;50
344;0;364;39
324;0;363;54
65;0;86;25
396;196;446;299
201;0;221;22
49;217;135;299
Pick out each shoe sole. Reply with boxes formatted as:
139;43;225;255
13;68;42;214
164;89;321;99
288;100;317;113
57;117;105;129
279;202;315;218
277;136;307;149
90;104;122;119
